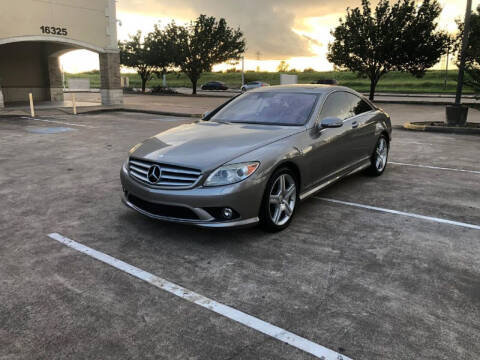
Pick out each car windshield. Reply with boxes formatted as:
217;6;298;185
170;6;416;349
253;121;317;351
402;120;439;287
211;92;318;125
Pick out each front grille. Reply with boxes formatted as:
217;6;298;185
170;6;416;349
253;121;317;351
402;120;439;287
129;158;202;188
128;194;199;220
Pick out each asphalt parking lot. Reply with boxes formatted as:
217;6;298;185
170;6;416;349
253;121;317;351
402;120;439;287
1;111;479;360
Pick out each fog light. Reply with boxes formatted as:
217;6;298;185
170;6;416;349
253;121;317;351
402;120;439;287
222;207;233;219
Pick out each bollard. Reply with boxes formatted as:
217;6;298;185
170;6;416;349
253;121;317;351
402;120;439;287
72;93;77;115
29;93;35;118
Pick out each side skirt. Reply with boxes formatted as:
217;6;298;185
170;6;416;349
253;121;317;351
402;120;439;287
299;159;371;201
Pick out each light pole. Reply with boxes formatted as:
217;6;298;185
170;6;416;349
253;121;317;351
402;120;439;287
241;56;245;86
455;0;473;105
444;46;449;90
446;0;472;125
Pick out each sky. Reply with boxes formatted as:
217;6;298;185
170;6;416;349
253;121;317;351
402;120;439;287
60;0;480;73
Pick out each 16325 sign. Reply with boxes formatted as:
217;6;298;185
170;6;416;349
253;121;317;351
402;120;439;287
40;26;68;36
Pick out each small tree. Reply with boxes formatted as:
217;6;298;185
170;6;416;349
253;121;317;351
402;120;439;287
147;24;177;83
458;5;480;96
277;60;290;72
328;0;450;100
119;32;156;93
166;15;246;94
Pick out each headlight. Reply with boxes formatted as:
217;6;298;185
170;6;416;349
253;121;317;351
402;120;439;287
204;162;260;187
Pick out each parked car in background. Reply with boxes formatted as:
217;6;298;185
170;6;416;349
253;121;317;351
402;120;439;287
201;81;229;90
312;79;339;85
121;85;392;231
241;81;270;92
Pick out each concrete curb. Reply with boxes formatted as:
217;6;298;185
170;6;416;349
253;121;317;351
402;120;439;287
402;122;480;135
136;91;478;105
0;107;203;119
126;92;234;99
81;107;202;118
373;99;467;106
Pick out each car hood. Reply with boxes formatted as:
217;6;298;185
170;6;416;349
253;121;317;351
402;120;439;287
130;121;302;171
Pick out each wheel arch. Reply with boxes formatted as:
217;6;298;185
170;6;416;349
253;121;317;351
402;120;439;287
380;130;391;143
272;161;302;193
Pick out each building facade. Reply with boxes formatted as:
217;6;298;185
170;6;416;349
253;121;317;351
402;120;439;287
0;0;123;107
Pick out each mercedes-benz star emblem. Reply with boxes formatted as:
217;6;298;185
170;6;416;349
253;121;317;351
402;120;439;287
147;165;162;184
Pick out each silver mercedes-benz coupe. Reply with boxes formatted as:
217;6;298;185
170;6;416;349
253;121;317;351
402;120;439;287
121;85;391;231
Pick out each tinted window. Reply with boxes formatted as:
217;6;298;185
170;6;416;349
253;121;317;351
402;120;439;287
319;92;352;120
346;93;372;115
212;92;318;125
320;92;372;121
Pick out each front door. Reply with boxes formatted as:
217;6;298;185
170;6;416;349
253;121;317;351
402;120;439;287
305;91;355;187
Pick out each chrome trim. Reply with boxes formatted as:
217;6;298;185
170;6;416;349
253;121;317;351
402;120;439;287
122;196;259;228
299;159;370;200
130;165;148;174
128;158;202;189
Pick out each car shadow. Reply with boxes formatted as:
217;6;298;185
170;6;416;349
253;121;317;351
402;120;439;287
117;210;270;248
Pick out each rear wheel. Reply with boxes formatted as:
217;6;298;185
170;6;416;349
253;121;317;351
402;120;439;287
367;135;389;176
260;168;298;232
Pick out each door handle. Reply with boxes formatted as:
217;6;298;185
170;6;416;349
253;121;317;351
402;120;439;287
352;121;359;128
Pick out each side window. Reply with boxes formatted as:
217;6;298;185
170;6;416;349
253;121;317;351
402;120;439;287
319;92;352;120
345;93;373;116
356;99;373;115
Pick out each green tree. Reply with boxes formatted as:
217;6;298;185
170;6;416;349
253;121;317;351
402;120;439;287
119;31;156;93
328;0;450;100
458;5;480;96
277;60;290;72
166;15;246;94
147;24;177;81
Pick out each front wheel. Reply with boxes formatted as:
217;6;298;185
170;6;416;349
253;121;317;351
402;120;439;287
260;168;298;232
366;135;389;176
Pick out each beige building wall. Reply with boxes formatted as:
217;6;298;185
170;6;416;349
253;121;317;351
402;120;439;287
0;0;122;106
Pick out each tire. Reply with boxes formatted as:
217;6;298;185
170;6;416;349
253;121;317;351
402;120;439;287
366;135;389;176
260;168;298;232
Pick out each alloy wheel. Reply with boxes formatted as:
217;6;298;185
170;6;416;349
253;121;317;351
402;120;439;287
375;137;388;172
268;174;296;226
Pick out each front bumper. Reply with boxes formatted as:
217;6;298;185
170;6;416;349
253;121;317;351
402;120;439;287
120;162;265;228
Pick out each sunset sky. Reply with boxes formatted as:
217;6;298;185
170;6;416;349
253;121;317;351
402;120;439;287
61;0;480;73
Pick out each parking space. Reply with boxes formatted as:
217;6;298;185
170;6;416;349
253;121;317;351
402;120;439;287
1;112;479;360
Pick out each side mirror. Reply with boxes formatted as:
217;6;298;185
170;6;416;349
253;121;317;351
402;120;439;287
320;117;343;129
201;111;212;120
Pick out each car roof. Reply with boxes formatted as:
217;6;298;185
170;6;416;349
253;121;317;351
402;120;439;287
251;84;358;95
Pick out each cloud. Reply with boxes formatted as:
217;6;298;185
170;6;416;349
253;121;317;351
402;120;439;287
118;0;357;59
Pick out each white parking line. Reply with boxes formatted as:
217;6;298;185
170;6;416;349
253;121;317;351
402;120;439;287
315;198;480;230
148;118;189;122
48;233;351;360
20;117;94;128
394;141;434;146
389;161;480;175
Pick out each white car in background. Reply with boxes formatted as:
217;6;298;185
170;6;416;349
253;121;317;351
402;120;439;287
241;81;270;92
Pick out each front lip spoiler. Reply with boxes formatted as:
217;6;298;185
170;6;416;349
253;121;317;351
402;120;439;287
121;196;259;228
